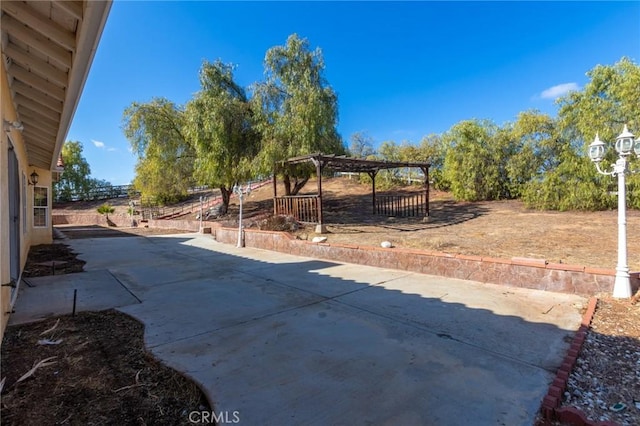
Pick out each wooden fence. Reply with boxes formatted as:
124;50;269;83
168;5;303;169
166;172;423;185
375;194;427;217
274;195;319;223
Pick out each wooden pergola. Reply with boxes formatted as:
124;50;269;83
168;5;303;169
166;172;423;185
273;153;431;232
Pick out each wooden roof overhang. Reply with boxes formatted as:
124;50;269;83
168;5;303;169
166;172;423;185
1;1;111;171
273;153;431;232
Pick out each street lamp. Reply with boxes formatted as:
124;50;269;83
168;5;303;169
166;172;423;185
588;124;638;298
199;196;204;233
233;182;252;248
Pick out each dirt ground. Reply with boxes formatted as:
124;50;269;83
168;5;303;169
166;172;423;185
254;177;640;271
1;239;209;426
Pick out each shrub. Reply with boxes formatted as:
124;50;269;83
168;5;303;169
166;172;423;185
97;203;115;216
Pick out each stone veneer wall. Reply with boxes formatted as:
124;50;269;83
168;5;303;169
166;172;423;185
53;214;213;232
214;227;639;297
51;215;639;297
53;213;132;227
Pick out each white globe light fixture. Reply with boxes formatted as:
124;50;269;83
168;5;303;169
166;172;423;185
590;125;637;298
234;182;252;248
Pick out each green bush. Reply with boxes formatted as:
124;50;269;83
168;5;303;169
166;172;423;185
97;203;115;215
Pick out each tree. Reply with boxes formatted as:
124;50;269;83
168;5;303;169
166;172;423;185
54;141;94;202
442;119;510;201
517;58;640;210
555;57;640;209
252;34;344;195
503;111;564;198
521;143;614;211
557;57;640;147
184;60;259;211
122;98;195;204
417;134;448;190
348;131;375;158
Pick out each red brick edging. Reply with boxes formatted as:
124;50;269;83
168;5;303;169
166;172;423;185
539;297;618;426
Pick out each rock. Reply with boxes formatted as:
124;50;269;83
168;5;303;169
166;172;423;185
609;402;626;412
312;236;328;243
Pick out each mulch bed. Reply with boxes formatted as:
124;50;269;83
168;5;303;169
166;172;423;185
1;243;210;425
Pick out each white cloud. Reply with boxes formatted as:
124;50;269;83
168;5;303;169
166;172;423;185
107;147;117;152
540;82;579;100
92;139;105;148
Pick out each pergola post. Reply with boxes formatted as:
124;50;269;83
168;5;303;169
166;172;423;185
368;171;378;214
312;158;326;233
272;171;278;216
420;166;430;219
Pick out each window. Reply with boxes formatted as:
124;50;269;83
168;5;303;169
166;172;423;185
33;186;48;227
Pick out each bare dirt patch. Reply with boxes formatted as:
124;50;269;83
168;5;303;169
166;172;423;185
22;243;86;277
1;244;209;425
256;177;640;271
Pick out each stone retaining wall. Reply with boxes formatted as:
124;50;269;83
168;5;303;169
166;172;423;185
52;213;638;297
53;213;132;227
53;214;215;233
145;219;207;232
214;227;639;297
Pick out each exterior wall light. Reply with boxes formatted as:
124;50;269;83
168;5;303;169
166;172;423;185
3;119;24;132
29;170;39;186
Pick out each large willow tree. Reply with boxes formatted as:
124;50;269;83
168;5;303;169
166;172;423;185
122;98;195;204
183;60;259;210
252;34;344;195
523;57;640;210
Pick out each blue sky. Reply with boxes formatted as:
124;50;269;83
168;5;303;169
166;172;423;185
67;1;640;185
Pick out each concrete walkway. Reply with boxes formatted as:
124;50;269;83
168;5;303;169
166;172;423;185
12;231;586;425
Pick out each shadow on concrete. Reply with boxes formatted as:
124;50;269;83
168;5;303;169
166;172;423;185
15;228;591;425
56;224;145;239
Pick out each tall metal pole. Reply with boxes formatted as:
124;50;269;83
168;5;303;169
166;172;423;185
199;196;203;233
613;158;632;298
589;126;636;298
237;190;244;248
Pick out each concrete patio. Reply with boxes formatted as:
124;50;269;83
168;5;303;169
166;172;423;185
11;229;586;425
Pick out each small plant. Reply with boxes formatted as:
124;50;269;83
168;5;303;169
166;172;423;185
258;215;299;232
97;203;115;221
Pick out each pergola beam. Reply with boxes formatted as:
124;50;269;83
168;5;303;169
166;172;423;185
274;153;431;229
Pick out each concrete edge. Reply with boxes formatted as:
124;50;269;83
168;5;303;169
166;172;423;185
112;308;217;412
538;297;619;426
